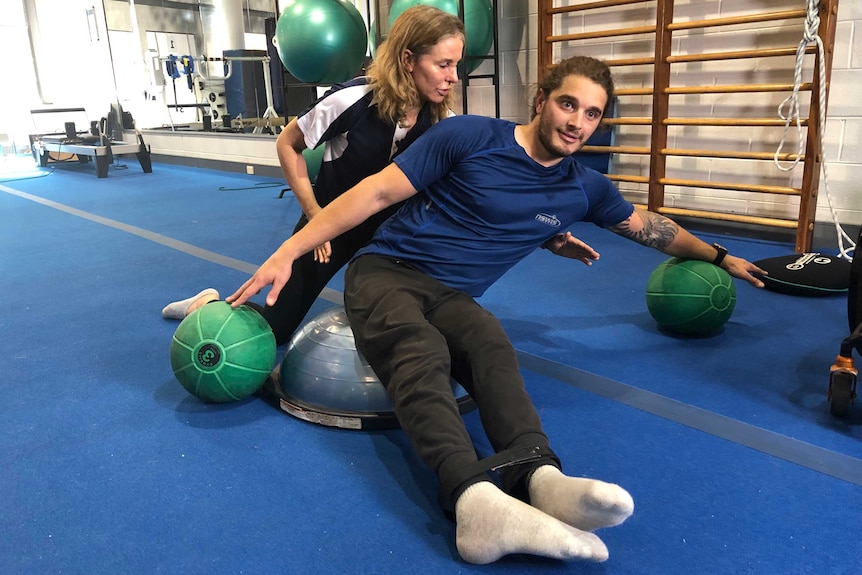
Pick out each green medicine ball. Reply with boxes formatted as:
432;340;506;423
170;301;276;402
645;257;736;336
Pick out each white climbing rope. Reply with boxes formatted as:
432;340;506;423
774;0;854;259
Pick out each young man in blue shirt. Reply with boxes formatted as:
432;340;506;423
228;56;766;565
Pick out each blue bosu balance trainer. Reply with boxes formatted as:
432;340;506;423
262;306;476;430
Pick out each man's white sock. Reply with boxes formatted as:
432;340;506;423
454;481;609;565
528;465;634;532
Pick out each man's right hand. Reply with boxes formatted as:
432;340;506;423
226;245;296;308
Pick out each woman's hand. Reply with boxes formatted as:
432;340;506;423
306;207;332;264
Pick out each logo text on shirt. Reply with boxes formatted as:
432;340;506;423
535;213;561;227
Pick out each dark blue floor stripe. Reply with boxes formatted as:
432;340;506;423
517;351;862;486
6;183;857;486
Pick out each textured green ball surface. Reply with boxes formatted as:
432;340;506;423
388;0;493;73
274;0;368;84
170;302;276;402
646;258;736;336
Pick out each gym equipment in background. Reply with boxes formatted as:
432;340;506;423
388;0;494;73
754;253;851;297
273;0;368;85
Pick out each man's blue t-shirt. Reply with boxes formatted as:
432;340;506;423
354;115;635;297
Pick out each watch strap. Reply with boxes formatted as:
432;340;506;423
712;243;728;266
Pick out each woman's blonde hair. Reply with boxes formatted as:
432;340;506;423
366;5;465;125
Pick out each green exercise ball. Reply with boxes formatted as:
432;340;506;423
645;258;737;336
302;144;325;184
274;0;368;84
170;302;276;403
369;18;378;59
387;0;493;74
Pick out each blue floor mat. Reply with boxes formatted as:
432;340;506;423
2;164;860;574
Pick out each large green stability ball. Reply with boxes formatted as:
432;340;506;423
645;258;736;336
170;301;276;403
388;0;493;73
274;0;368;84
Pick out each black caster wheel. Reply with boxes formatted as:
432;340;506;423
829;371;855;417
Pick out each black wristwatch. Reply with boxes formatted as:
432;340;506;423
711;243;728;266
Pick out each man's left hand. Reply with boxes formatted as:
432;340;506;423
545;232;600;266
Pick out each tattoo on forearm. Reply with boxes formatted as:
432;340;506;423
611;209;679;249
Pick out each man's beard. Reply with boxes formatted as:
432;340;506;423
537;112;580;158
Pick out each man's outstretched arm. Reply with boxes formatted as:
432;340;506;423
227;163;418;307
609;207;767;288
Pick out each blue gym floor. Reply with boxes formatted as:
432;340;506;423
1;160;860;574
